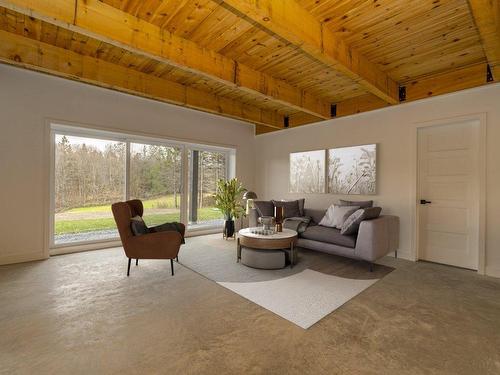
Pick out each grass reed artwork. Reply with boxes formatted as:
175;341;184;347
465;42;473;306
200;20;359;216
289;150;325;193
328;144;377;195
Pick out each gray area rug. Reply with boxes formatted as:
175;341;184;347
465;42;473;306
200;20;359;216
179;234;392;328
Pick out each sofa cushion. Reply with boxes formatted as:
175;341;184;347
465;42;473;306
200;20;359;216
339;199;373;208
254;200;274;217
272;200;301;218
300;225;357;248
319;204;359;228
341;207;382;235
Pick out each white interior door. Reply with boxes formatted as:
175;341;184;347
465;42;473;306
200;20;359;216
417;120;480;270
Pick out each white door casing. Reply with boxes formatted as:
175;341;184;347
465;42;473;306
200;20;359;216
417;120;481;270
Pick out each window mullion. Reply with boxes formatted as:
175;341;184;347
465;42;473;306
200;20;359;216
125;141;131;201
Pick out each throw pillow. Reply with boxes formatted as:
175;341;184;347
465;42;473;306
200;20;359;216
339;199;373;208
341;207;382;235
332;205;360;229
272;200;301;218
319;205;360;228
297;198;305;217
364;206;382;220
253;200;274;217
130;215;149;236
318;205;336;227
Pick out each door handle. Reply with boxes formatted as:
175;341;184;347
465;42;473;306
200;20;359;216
420;200;432;205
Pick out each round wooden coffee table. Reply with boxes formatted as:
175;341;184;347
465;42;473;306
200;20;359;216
237;228;298;268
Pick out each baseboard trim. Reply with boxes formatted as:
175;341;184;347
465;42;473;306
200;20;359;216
392;249;414;261
0;251;47;266
485;265;500;278
50;240;122;256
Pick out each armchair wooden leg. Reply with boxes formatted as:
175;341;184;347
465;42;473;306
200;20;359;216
127;258;131;277
170;259;174;276
176;256;179;262
369;263;374;272
136;259;138;266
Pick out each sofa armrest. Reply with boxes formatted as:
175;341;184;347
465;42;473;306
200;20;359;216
354;215;399;262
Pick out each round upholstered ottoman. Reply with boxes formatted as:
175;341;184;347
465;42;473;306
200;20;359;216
240;247;286;269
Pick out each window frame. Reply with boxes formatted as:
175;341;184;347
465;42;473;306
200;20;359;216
186;147;232;232
49;122;235;251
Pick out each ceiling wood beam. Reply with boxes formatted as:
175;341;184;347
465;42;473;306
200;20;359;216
214;0;400;105
0;29;285;129
467;0;500;80
405;63;489;101
258;63;491;134
286;95;389;129
0;0;332;119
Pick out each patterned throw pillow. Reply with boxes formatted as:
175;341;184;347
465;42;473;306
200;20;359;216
341;207;382;235
130;215;149;236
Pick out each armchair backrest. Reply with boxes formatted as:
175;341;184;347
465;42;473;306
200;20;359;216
111;199;144;253
127;199;144;217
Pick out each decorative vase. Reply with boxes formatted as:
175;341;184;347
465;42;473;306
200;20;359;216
274;206;284;232
223;219;235;239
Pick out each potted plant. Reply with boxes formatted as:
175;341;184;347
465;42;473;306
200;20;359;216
214;178;246;239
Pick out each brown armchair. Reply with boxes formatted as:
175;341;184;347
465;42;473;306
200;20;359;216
111;199;185;276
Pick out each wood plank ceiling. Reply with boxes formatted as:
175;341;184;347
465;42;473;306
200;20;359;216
0;0;497;134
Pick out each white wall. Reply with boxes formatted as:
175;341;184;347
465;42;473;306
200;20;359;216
0;64;256;265
254;82;500;278
2;62;500;278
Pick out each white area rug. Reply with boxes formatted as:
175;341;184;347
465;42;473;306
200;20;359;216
219;269;378;329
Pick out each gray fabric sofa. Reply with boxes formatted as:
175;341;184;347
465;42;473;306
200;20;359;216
299;209;399;266
249;206;399;268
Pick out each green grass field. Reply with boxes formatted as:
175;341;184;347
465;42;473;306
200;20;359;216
66;195;183;213
55;195;222;235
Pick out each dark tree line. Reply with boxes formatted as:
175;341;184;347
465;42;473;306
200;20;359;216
55;136;227;212
55;136;125;212
129;144;182;207
195;150;227;208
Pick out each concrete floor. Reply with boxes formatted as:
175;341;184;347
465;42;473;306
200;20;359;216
1;240;500;374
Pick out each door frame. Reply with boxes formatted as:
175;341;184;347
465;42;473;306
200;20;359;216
410;113;487;274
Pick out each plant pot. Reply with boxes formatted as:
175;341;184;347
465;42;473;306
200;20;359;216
223;220;235;239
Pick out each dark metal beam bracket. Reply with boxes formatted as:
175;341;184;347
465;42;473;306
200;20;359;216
330;104;337;118
399;86;406;102
284;116;290;128
487;64;494;83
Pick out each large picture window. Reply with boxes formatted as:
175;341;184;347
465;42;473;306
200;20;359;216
188;149;228;230
51;124;235;248
54;135;125;245
129;143;182;227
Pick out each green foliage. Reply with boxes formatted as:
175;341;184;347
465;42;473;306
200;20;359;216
55;207;221;235
213;178;246;220
55;137;227;213
67;195;180;213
